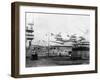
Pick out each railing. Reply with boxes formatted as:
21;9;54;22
26;27;34;32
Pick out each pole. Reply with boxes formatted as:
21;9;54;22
48;33;50;57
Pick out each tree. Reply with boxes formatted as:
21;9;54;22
55;32;63;41
78;36;86;41
69;34;77;42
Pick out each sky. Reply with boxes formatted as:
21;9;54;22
26;12;90;45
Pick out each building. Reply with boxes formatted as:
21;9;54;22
71;40;90;60
47;40;73;57
73;40;89;50
26;23;34;57
30;40;73;57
